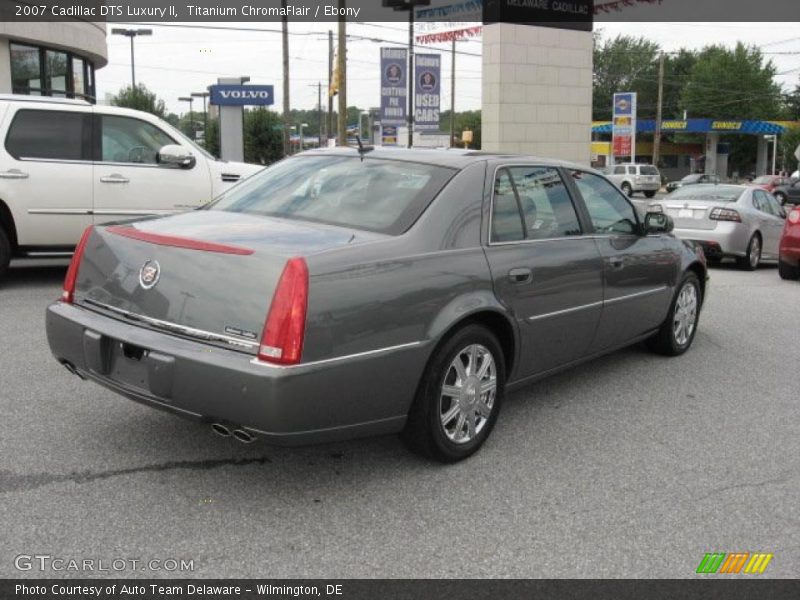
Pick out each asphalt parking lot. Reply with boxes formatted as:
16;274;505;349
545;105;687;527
0;260;798;579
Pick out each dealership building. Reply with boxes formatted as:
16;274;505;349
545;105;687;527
0;21;107;101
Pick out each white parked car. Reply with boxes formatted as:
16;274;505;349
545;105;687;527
0;95;263;279
603;163;662;198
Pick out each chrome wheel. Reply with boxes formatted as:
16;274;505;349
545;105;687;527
749;236;761;269
439;344;496;444
672;282;698;346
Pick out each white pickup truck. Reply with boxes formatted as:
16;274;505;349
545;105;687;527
0;95;263;279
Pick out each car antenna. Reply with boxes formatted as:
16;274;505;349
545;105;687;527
355;133;373;162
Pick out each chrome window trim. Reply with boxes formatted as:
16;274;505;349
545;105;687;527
486;163;585;247
250;341;425;370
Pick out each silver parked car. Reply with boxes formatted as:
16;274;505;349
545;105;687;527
47;148;707;462
603;163;662;198
649;184;786;270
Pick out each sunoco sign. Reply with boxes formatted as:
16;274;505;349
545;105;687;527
209;84;274;106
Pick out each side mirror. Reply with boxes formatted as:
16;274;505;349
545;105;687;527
157;144;196;169
644;212;674;234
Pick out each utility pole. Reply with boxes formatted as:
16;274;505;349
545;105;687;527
407;7;414;148
328;29;334;144
450;37;456;148
282;0;291;157
653;51;665;167
317;82;323;147
337;2;347;147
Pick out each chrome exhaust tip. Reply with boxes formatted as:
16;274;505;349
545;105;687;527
232;429;256;444
211;423;231;438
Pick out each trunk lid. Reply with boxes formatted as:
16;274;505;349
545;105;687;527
663;200;733;231
76;210;383;354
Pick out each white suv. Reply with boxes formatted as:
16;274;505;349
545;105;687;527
604;163;662;198
0;95;263;279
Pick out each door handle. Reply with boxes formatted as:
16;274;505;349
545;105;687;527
508;267;533;284
608;257;624;269
100;174;130;184
0;169;29;179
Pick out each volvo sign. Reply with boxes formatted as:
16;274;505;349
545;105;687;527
209;84;274;106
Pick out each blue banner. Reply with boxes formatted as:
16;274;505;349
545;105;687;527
415;54;441;132
380;48;407;126
209;85;274;106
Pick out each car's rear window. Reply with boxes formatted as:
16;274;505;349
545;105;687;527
669;185;743;202
640;166;659;175
208;155;455;235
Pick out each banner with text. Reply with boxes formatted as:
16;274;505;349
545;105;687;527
380;48;407;127
415;54;441;132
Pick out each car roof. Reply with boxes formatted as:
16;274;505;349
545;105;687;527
674;183;746;192
299;146;596;171
0;94;91;107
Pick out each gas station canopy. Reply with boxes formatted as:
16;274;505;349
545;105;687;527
592;119;788;135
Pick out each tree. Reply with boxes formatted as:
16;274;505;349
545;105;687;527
244;108;283;165
681;43;783;175
681;43;781;120
593;34;660;120
783;77;800;121
111;84;167;118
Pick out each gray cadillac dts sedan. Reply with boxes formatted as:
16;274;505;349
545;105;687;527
46;148;707;462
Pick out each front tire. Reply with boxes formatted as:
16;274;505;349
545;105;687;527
402;324;505;463
779;258;800;280
737;234;761;271
647;272;701;356
0;227;10;282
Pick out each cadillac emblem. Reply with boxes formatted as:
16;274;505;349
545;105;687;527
139;260;161;290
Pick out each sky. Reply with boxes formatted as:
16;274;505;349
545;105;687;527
96;22;800;117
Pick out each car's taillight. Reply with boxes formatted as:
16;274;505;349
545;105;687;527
709;207;741;222
788;209;800;224
258;257;309;365
61;226;93;303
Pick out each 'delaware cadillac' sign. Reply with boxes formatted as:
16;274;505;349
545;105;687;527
209;84;274;106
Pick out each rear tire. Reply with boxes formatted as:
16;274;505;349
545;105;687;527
779;258;800;280
647;272;701;356
644;191;656;198
402;324;505;463
0;227;10;282
621;182;633;197
737;234;761;271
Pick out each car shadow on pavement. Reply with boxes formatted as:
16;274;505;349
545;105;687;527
1;264;68;290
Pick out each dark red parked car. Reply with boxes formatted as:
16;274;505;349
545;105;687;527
751;175;793;193
779;205;800;280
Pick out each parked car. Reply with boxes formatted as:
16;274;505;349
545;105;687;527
779;205;800;280
47;148;707;462
750;174;793;193
649;184;785;270
0;95;264;280
603;163;661;198
665;173;721;193
772;178;800;206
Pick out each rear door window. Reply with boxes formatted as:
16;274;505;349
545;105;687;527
5;109;90;160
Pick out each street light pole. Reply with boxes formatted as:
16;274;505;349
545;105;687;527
191;92;209;148
111;28;152;91
382;1;430;149
178;96;195;140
